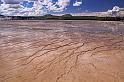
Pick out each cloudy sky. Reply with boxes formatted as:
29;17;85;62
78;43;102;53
0;0;124;16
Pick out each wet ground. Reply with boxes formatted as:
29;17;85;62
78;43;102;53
0;20;124;82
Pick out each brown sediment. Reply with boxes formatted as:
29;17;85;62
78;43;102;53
0;20;124;82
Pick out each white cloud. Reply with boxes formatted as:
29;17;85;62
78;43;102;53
0;0;3;4
4;0;23;4
0;0;72;16
0;3;23;15
73;1;82;6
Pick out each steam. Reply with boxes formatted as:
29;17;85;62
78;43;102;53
107;6;124;16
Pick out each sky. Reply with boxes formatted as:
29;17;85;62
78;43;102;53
0;0;124;16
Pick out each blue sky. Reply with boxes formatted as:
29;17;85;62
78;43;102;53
82;0;124;12
21;0;124;12
0;0;124;16
65;0;124;13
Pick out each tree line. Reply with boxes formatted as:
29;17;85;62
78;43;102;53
1;14;124;21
